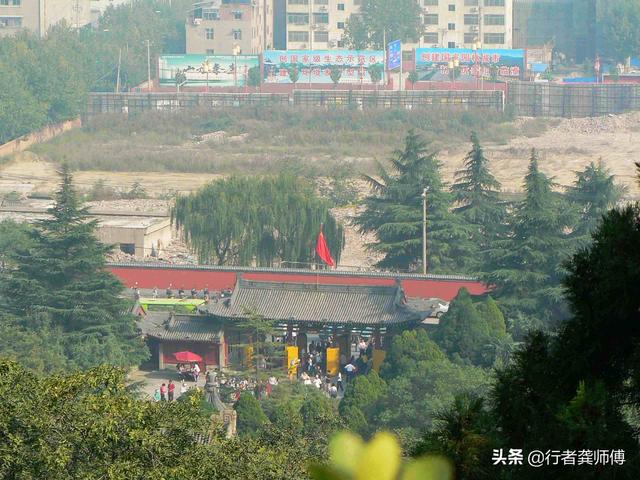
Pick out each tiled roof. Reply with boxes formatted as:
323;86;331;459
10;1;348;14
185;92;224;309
199;276;425;326
138;312;222;343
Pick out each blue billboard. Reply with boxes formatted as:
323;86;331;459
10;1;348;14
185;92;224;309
158;54;260;87
387;40;401;71
263;50;385;84
414;48;525;82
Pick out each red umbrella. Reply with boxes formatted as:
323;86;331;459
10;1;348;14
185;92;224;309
174;351;202;362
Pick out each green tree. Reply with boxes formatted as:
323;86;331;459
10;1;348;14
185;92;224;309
597;0;640;61
356;131;473;272
407;70;419;89
0;165;148;369
368;64;383;87
235;392;269;436
432;289;500;367
330;65;343;87
344;0;422;49
248;65;261;87
452;132;506;255
411;394;493;480
288;65;300;85
483;149;574;329
172;175;343;267
566;160;625;242
339;370;388;437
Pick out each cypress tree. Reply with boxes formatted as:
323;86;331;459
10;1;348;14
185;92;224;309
355;130;473;273
0;165;148;369
452;132;506;256
566;160;625;242
484;149;574;329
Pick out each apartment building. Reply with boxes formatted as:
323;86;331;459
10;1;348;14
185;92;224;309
277;0;511;50
283;0;361;50
0;0;92;37
420;0;512;49
186;0;273;55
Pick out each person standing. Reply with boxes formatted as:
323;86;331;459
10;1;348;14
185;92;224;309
192;362;201;383
330;383;338;398
153;388;161;402
180;380;188;396
160;383;167;401
152;287;158;299
344;362;356;383
168;380;175;401
337;372;344;392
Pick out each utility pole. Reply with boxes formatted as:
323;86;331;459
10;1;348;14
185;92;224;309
146;39;152;92
422;188;428;275
115;48;122;93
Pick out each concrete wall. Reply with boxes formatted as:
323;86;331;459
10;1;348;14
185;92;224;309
96;218;171;258
143;219;172;258
0;118;81;158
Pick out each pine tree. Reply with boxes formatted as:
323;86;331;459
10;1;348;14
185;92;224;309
355;131;473;272
452;132;506;255
484;149;574;329
0;165;148;369
566;160;625;242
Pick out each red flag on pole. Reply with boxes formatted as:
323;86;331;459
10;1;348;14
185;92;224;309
316;228;335;267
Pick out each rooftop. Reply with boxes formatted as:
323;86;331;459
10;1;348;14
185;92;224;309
200;276;427;326
138;312;223;343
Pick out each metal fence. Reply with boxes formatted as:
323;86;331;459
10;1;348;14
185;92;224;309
86;92;290;117
86;90;505;117
292;90;505;111
508;82;640;117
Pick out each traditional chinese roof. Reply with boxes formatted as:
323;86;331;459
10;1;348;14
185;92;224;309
138;312;222;343
198;276;426;326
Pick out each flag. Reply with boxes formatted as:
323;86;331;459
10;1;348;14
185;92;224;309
316;229;335;267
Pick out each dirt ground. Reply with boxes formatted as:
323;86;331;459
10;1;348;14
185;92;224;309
2;112;638;199
1;112;638;269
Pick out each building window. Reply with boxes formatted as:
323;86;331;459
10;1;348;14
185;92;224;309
206;49;215;55
337;3;344;10
337;21;345;29
203;9;218;20
448;41;456;48
233;11;243;20
464;33;477;43
288;31;309;42
205;28;214;39
484;32;504;44
288;0;309;4
484;14;505;25
2;0;21;5
424;0;438;5
313;13;329;24
315;0;328;4
314;31;329;42
464;14;478;25
0;16;21;27
12;0;20;5
233;29;242;40
484;0;505;6
288;13;309;24
448;4;455;11
424;14;438;25
464;0;478;5
424;32;438;44
448;22;455;30
337;40;344;47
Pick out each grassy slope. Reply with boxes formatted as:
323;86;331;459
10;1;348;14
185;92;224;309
29;107;551;177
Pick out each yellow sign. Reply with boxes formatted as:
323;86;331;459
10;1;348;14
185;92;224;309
372;349;386;372
286;346;299;378
326;347;340;376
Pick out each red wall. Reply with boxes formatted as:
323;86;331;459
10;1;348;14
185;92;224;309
109;265;488;301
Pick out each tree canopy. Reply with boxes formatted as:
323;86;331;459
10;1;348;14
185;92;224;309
597;0;640;61
172;175;343;267
344;0;422;49
356;131;473;272
0;166;148;371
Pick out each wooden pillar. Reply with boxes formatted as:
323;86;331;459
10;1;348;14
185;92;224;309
296;329;307;356
218;332;226;368
286;323;294;345
374;327;382;350
158;342;165;370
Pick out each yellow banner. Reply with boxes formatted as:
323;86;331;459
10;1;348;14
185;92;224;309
326;347;340;376
244;345;254;368
286;345;299;375
372;349;386;372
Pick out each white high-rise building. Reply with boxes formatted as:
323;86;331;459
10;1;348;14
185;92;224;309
0;0;92;37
